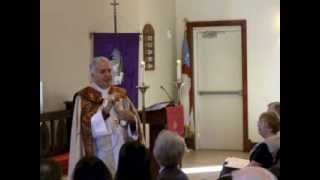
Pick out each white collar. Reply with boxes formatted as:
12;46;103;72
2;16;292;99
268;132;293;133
91;82;110;98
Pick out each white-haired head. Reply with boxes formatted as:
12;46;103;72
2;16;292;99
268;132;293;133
232;167;277;180
89;56;110;75
89;56;113;89
153;130;185;167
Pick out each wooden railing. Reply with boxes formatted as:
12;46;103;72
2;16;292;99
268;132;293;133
40;110;72;157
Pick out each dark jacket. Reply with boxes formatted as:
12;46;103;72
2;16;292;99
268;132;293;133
157;166;188;180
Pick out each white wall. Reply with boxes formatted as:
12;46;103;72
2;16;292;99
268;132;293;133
139;0;177;108
175;0;280;142
41;0;176;111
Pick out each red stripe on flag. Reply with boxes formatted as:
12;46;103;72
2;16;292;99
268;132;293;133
182;64;192;77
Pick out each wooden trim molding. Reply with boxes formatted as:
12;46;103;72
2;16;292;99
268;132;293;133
186;20;249;152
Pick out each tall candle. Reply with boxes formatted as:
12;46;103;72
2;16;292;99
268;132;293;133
177;59;182;81
141;61;145;85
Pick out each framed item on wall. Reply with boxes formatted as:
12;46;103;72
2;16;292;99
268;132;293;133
143;24;155;70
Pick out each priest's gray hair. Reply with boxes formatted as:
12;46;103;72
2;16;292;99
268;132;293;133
89;56;110;74
153;130;185;167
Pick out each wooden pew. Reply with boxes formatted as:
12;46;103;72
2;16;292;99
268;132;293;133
40;110;72;174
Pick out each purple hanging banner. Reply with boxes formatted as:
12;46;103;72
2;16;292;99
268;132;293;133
93;33;139;107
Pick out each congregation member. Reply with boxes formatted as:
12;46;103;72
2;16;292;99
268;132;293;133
73;156;112;180
115;141;152;180
153;130;189;180
219;111;280;177
219;166;277;180
267;102;280;119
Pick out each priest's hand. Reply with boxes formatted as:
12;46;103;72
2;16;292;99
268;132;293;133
114;104;135;122
117;109;135;122
102;99;114;120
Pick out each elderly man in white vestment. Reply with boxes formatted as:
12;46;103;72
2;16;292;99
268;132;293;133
68;56;144;179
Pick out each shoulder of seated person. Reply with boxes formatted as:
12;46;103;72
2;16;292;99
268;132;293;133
251;143;269;155
256;142;269;149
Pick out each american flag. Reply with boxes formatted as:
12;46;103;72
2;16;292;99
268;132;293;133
181;34;194;127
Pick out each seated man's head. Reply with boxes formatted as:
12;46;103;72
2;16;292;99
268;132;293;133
90;57;113;89
73;156;112;180
232;167;277;180
116;141;151;180
153;130;185;167
258;111;280;138
267;102;280;118
40;159;62;180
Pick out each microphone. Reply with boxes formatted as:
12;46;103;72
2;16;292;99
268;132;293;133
160;85;175;105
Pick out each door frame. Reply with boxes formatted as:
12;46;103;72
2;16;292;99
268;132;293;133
187;20;252;152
